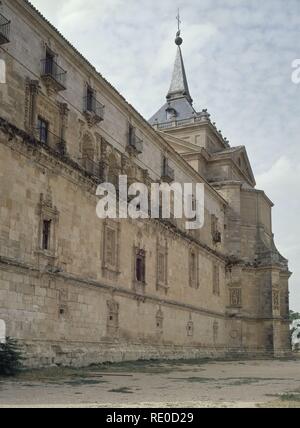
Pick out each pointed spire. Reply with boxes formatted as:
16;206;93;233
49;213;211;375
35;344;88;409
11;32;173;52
166;11;193;105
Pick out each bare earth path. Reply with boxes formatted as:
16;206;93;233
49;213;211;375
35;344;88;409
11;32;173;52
0;358;300;408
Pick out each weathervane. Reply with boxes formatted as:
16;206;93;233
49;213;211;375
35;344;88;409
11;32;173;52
175;8;183;45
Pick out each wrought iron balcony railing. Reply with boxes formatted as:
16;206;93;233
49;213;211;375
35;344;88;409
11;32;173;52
127;125;143;155
83;95;105;122
41;58;67;90
128;134;143;155
0;13;10;45
36;127;66;156
80;157;101;178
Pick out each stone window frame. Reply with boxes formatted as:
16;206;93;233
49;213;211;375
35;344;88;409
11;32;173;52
156;239;169;293
37;190;59;260
102;220;121;278
212;263;220;296
189;248;199;289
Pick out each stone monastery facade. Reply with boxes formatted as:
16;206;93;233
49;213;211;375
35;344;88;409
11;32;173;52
0;0;291;366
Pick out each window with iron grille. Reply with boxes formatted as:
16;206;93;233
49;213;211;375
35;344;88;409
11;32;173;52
86;86;94;112
37;116;49;144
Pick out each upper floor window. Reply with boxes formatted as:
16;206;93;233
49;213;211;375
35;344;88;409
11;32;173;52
41;48;67;92
83;85;105;124
127;124;143;155
161;156;175;183
0;13;10;45
37;116;49;144
86;86;94;111
136;250;146;283
42;219;51;250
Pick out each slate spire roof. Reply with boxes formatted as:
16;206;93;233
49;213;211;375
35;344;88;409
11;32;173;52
166;42;193;104
149;28;197;125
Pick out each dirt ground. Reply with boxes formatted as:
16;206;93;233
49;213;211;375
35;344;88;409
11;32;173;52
0;358;300;408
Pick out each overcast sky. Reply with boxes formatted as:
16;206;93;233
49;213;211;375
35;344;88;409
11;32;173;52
30;0;300;311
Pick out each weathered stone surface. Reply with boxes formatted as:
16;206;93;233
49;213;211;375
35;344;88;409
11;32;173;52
0;0;291;367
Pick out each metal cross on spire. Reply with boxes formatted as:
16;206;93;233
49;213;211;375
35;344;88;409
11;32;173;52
175;9;183;45
176;9;181;33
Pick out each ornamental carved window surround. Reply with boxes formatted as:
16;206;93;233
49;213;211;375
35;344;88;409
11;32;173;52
133;246;146;294
102;220;121;279
156;239;169;294
189;249;199;289
36;188;59;264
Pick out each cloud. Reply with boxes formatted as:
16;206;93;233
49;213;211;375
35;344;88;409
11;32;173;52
29;0;300;310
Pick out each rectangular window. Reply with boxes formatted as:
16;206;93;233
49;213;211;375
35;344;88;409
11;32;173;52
37;116;49;144
136;250;145;283
128;124;136;146
86;86;94;112
45;49;54;75
42;219;51;250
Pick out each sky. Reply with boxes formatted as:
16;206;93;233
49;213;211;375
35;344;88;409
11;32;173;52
30;0;300;311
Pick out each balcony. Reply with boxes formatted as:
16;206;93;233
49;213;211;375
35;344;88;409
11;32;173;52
212;230;222;244
80;157;101;179
130;135;143;154
127;126;143;155
36;127;67;156
83;95;105;126
161;162;175;183
0;13;10;45
41;58;67;92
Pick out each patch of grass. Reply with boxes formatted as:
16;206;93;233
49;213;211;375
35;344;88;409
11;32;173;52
221;377;289;385
10;367;89;383
108;387;133;394
280;393;300;402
